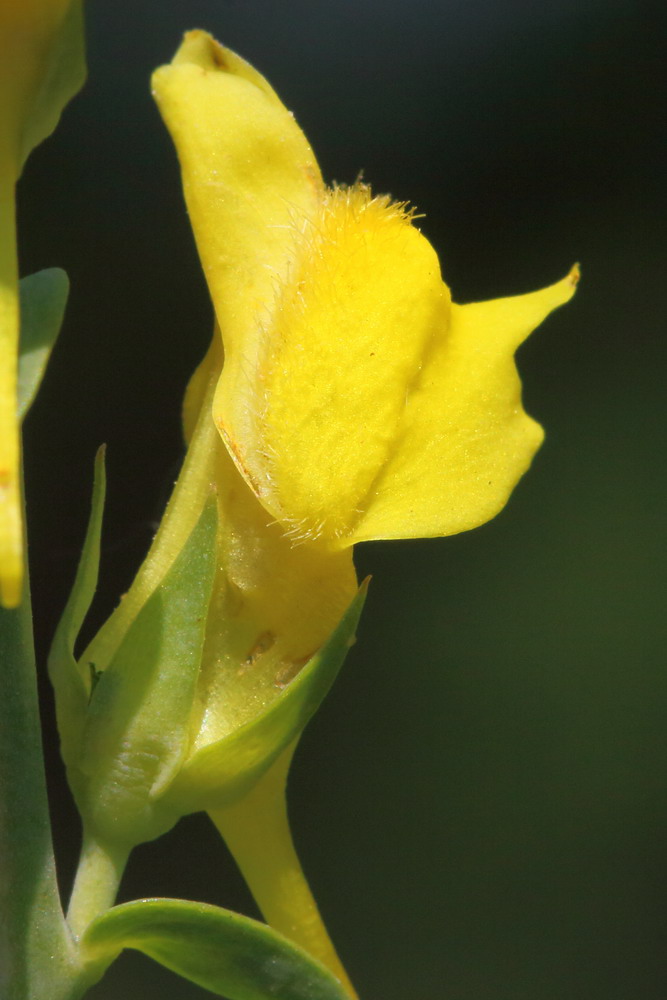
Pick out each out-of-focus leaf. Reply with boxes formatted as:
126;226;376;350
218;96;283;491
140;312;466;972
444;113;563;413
18;267;69;420
18;1;86;169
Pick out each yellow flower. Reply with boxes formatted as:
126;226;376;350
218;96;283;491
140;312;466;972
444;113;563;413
49;33;578;993
0;0;84;606
152;30;578;555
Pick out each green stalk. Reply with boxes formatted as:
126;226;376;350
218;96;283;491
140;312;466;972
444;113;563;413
66;831;128;940
0;538;81;999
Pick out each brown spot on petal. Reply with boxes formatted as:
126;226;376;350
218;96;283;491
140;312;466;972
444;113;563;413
243;631;276;669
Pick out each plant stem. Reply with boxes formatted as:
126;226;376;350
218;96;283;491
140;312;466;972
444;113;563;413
67;831;128;940
0;537;80;999
210;747;358;999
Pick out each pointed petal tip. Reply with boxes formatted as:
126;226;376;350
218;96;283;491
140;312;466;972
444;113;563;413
517;261;580;328
172;29;228;71
556;262;581;303
160;30;283;112
151;31;228;99
152;30;286;120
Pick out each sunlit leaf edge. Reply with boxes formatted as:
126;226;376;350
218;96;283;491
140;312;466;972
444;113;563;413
81;897;351;1000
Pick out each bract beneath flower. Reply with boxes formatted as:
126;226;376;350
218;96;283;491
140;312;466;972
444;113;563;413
153;31;578;551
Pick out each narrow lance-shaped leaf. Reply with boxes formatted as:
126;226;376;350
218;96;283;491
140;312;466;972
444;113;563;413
48;446;106;767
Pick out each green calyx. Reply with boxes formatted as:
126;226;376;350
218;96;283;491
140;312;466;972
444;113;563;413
49;448;366;851
49;454;219;847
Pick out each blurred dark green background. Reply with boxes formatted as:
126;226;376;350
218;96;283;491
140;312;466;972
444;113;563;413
17;1;666;997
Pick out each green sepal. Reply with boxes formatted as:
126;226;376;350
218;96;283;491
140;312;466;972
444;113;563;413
81;898;351;1000
165;579;368;813
75;499;218;848
48;446;106;768
18;267;69;421
18;1;86;171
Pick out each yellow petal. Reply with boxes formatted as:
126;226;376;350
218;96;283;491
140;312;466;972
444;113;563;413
191;437;357;750
223;183;450;542
152;31;323;458
350;265;580;542
186;348;358;747
155;34;579;551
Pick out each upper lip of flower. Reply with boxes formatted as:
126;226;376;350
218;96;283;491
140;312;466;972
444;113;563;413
152;29;579;553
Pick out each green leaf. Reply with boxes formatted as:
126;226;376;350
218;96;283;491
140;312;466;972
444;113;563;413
48;446;106;768
18;267;69;420
81;898;351;1000
76;500;218;847
19;1;86;170
165;580;368;813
